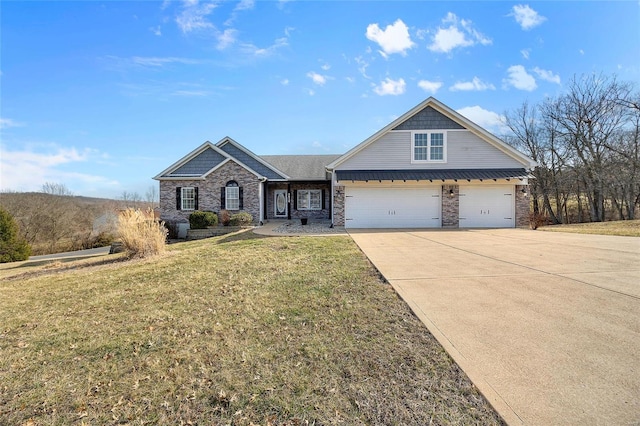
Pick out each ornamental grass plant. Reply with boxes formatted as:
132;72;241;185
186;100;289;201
117;208;167;258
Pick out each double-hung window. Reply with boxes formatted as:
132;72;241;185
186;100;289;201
225;181;240;210
412;131;446;163
181;187;196;210
297;190;322;210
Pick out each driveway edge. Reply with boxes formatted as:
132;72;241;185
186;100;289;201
390;281;522;425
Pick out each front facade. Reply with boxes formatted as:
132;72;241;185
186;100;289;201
154;138;338;226
154;97;535;229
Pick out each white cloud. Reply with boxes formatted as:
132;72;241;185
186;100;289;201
320;63;331;71
150;25;162;36
417;80;443;94
521;48;530;59
307;71;327;86
533;67;560;84
176;0;217;33
306;88;315;96
216;28;237;50
366;19;415;57
355;56;371;79
511;5;546;30
456;106;507;134
428;12;491;53
0;145;117;193
241;36;288;57
373;77;406;96
503;65;537;91
0;118;24;129
450;77;495;92
281;78;289;86
130;56;201;67
234;0;254;11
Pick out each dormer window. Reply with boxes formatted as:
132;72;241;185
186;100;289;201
412;131;446;163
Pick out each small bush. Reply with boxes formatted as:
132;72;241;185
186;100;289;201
117;208;167;258
529;212;549;230
0;207;31;263
189;210;219;229
220;209;231;226
229;212;253;226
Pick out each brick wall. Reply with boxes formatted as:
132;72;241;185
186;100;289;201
442;184;459;227
515;184;531;227
333;185;345;226
159;160;261;224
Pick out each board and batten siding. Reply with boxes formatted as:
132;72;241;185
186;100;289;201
336;130;524;170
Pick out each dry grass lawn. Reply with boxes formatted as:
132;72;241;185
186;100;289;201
0;231;503;425
537;219;640;237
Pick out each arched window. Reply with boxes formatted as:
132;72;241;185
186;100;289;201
225;180;240;210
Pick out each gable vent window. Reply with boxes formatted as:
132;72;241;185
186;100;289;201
412;131;446;163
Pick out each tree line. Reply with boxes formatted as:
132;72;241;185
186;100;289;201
504;73;639;224
0;183;159;257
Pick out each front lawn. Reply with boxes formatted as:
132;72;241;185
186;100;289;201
537;219;640;237
0;232;503;425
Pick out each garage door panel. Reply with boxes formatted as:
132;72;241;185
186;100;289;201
345;186;441;228
459;185;514;228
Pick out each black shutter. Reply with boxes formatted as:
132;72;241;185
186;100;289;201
322;189;326;209
293;190;297;210
220;187;226;210
239;187;244;210
176;187;182;210
194;187;199;210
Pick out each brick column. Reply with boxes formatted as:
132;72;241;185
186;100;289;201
442;184;459;228
333;185;345;226
515;184;530;227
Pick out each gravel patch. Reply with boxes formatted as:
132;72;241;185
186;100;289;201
272;220;347;234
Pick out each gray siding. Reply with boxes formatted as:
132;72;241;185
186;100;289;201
337;130;524;170
168;147;226;176
393;106;465;130
219;143;286;179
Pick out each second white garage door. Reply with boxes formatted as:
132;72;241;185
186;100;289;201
345;186;441;228
459;185;514;228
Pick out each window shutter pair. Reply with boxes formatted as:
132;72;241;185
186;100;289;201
176;187;198;210
220;186;243;210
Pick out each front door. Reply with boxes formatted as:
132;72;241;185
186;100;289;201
274;190;288;217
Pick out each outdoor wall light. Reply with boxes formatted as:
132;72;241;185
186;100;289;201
449;189;455;197
521;188;528;197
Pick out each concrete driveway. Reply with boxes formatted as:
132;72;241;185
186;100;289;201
349;229;640;425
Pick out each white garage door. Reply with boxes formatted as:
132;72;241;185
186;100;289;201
345;186;441;228
459;185;514;228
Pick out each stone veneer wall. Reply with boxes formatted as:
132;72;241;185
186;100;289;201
515;184;531;227
333;185;345;226
264;183;331;220
441;184;459;228
159;160;261;224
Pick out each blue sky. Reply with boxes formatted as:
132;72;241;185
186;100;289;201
1;1;638;199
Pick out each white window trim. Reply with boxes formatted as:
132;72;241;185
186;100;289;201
226;185;240;211
411;130;447;163
297;189;322;210
181;187;196;211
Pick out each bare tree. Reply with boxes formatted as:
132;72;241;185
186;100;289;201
542;74;632;222
145;185;159;208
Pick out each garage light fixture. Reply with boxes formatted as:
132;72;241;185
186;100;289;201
449;189;455;197
521;188;528;197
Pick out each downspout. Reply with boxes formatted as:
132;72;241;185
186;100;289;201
287;182;291;220
259;177;267;225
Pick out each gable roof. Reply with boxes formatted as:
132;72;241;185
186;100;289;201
261;155;341;180
154;137;289;181
327;97;536;170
